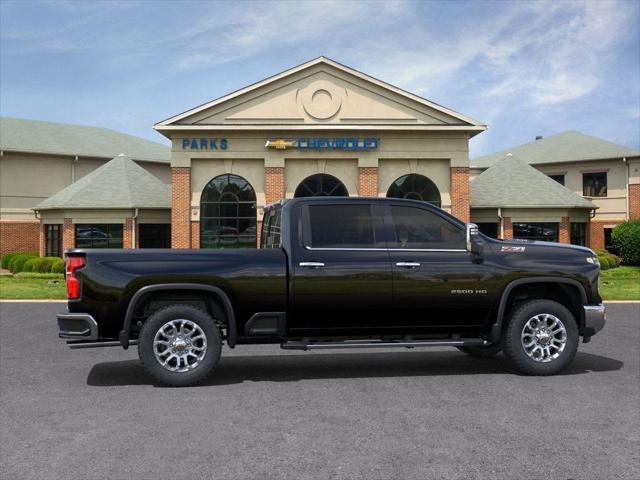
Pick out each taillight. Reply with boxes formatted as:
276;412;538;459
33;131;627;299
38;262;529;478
65;256;85;299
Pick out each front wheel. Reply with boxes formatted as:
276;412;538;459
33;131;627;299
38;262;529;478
138;304;222;387
502;299;578;376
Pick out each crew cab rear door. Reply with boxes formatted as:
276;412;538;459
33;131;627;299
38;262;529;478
288;201;393;335
384;203;494;328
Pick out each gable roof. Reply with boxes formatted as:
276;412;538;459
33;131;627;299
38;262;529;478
155;56;486;132
1;117;170;163
472;131;640;168
34;154;170;211
471;154;597;209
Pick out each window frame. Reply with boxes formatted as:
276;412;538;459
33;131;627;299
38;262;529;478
570;222;587;246
512;222;560;242
582;172;607;197
45;224;63;257
74;224;124;249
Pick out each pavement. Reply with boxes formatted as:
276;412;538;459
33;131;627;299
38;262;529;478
0;302;638;480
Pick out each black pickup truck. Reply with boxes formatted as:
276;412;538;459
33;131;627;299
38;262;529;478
58;197;605;386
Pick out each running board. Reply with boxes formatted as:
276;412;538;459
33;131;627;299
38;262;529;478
67;340;139;349
281;338;487;351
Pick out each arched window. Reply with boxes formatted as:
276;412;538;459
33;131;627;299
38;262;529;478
200;174;257;248
294;173;348;197
386;174;441;207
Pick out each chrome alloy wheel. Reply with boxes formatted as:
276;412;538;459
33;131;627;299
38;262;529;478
153;319;207;372
521;314;567;363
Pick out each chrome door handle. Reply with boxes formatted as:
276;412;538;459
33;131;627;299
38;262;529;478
299;262;325;268
396;262;421;268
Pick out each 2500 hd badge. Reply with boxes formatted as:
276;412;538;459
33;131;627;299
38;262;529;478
57;197;606;387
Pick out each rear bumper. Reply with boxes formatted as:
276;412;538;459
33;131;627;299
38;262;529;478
57;313;98;340
583;304;606;338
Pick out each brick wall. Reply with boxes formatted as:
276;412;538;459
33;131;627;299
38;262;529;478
123;218;133;249
358;167;378;197
450;167;470;223
559;216;570;244
0;220;40;258
171;167;191;248
190;221;200;249
39;221;45;257
503;217;513;239
630;184;640;220
589;221;605;250
62;218;75;251
256;220;262;248
265;167;285;204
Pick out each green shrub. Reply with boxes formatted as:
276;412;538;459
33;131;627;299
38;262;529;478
50;258;65;274
30;257;59;273
594;248;609;256
2;251;37;269
612;220;640;265
8;253;38;273
598;256;610;270
22;258;39;272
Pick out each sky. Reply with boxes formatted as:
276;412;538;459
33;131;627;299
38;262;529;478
1;0;639;158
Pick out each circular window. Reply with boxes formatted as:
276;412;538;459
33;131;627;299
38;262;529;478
386;174;441;207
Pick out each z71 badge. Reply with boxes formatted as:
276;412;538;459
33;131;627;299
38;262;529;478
501;246;526;253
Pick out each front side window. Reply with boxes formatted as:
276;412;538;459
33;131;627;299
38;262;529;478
75;224;123;248
45;224;62;257
261;209;282;249
570;223;587;246
200;174;257;248
513;223;559;242
307;204;374;248
389;205;465;249
583;172;607;197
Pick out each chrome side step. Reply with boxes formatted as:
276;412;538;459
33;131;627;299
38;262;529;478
67;340;139;349
281;338;487;351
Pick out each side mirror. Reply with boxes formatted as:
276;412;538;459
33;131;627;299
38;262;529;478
466;223;484;263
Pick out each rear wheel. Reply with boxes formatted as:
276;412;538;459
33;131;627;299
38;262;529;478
502;299;578;376
138;304;222;387
457;342;502;358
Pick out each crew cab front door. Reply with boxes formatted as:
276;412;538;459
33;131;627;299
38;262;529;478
384;204;495;330
290;202;392;335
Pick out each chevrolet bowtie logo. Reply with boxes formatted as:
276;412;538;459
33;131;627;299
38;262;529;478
265;139;296;150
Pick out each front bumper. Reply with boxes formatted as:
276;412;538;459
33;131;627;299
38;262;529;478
57;313;98;340
583;304;606;339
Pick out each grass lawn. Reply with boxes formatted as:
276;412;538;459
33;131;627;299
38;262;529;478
599;266;640;301
0;267;638;301
0;275;66;300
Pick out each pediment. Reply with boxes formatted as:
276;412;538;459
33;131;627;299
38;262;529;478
156;57;484;130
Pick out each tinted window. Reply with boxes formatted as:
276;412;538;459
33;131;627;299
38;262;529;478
513;223;559;242
390;206;465;249
583;172;607;197
139;224;171;248
570;223;586;246
45;224;62;257
261;209;282;249
476;222;499;238
307;204;374;248
75;224;123;248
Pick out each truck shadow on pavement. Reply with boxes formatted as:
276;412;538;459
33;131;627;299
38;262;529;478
86;350;624;387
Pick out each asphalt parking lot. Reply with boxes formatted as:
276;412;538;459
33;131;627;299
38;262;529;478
0;302;638;480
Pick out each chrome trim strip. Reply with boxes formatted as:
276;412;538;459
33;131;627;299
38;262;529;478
304;246;467;252
396;262;421;268
299;262;325;268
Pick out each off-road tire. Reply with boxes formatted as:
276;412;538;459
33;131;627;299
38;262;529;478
138;304;222;387
457;342;502;358
502;299;578;376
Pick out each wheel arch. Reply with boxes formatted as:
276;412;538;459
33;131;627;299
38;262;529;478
118;283;237;349
490;277;587;342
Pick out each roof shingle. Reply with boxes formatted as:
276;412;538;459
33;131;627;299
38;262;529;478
34;154;170;210
472;131;639;168
0;117;170;163
471;154;597;209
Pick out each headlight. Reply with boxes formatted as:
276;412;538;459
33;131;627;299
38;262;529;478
586;256;600;266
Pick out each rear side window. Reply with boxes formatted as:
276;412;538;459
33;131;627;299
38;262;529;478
261;209;282;248
307;204;375;248
390;206;464;249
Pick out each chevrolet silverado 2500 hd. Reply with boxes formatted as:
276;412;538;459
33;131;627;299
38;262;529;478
57;197;605;386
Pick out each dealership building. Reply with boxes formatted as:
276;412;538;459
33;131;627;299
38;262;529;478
0;57;638;257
